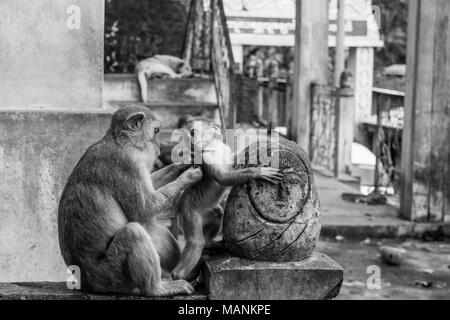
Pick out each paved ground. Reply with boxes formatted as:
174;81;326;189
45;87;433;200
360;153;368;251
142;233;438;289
318;238;450;300
315;172;450;239
316;171;450;299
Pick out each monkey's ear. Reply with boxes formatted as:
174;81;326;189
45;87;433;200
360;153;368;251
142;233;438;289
125;112;145;131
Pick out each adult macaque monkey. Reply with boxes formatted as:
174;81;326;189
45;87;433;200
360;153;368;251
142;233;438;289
171;118;283;281
135;55;192;103
58;105;202;296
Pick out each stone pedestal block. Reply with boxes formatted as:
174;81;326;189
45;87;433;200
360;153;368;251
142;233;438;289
203;252;343;300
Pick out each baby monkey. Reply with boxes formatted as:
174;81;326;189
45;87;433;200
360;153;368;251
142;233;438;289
171;118;283;281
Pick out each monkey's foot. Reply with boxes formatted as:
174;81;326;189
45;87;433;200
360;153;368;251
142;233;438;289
156;280;194;296
172;268;200;281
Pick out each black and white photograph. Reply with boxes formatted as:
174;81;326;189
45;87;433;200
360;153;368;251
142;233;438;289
0;0;449;309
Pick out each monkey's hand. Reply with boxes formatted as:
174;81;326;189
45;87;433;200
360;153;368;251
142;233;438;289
179;166;203;186
151;163;192;189
251;167;283;184
174;163;192;173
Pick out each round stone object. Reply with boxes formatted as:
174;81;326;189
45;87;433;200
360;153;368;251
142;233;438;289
223;137;321;262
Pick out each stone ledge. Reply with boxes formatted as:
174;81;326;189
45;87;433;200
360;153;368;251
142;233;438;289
103;74;217;105
0;282;207;300
203;252;343;300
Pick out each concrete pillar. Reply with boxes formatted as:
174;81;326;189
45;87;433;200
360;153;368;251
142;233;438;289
347;47;374;124
334;0;346;88
0;0;105;282
401;0;450;222
336;87;355;175
232;45;244;73
0;0;104;111
291;0;329;152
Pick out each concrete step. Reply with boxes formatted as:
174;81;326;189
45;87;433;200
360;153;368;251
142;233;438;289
312;165;361;191
0;282;207;300
103;74;217;104
108;101;220;128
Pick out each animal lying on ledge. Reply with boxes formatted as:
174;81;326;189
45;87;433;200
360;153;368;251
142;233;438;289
58;105;202;297
135;55;192;103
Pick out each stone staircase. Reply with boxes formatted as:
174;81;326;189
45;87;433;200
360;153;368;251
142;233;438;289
103;74;220;141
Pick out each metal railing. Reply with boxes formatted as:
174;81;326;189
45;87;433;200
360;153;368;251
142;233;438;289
247;60;293;132
368;87;405;193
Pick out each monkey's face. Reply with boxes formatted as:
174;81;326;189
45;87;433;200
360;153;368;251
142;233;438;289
112;106;161;158
188;120;222;153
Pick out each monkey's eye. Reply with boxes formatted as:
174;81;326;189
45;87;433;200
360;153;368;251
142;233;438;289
154;128;159;134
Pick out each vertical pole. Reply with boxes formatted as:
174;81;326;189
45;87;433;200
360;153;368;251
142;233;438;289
268;59;279;129
374;93;381;192
334;88;341;177
334;0;346;88
257;84;264;122
268;78;277;130
231;45;244;72
291;0;329;152
336;73;355;175
285;73;293;134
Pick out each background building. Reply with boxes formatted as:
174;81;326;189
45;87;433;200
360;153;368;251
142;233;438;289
224;0;383;123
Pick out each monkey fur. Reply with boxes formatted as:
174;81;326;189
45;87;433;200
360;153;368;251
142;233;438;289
58;105;203;296
171;118;283;281
135;55;192;103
